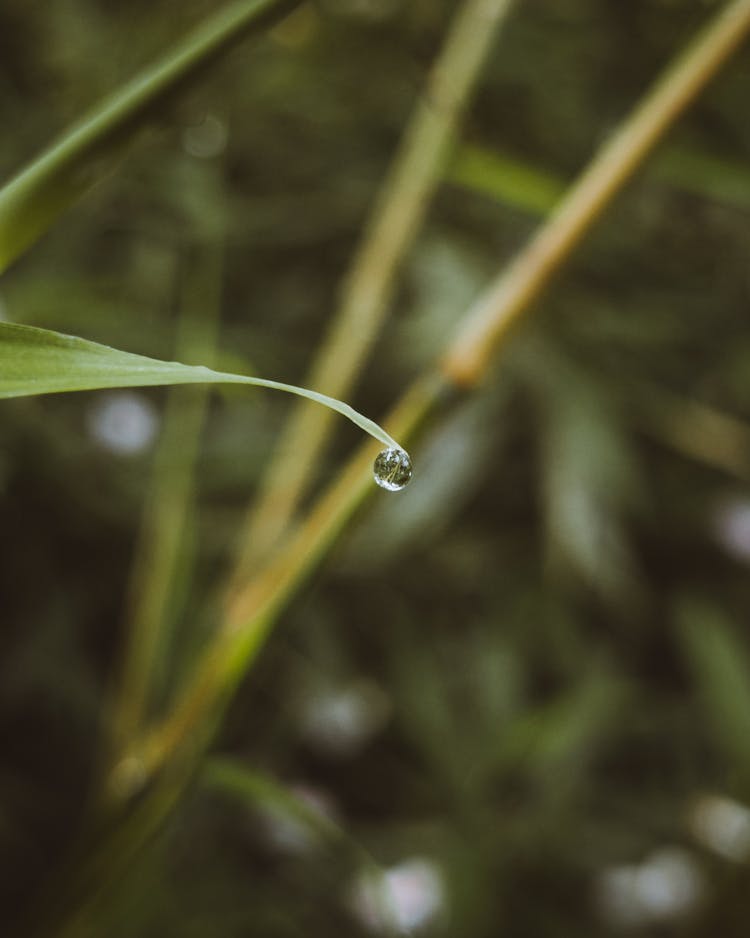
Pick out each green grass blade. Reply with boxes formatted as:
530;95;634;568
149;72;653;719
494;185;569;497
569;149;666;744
0;321;401;450
0;0;299;272
202;757;387;871
676;597;750;778
448;140;750;216
447;143;564;215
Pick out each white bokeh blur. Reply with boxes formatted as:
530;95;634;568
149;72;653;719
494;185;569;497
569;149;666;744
712;497;750;562
349;857;445;933
299;679;390;758
688;792;750;862
596;847;704;928
87;391;159;455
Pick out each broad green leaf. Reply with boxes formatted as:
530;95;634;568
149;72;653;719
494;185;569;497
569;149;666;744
0;322;401;451
0;0;300;272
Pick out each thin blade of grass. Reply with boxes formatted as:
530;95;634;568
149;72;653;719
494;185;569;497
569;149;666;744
676;598;750;779
448;140;750;215
447;142;564;215
203;758;358;856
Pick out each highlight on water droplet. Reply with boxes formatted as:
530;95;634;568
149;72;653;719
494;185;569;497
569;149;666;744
373;447;412;491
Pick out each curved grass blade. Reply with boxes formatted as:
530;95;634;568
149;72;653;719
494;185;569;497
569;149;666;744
0;321;401;450
0;0;300;273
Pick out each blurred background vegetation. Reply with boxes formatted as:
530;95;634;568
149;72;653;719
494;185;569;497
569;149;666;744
4;0;750;935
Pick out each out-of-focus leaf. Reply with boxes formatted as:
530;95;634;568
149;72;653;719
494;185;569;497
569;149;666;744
203;757;376;868
447;143;564;215
499;667;625;786
0;0;299;272
449;140;750;215
204;758;331;837
676;597;750;778
527;346;644;599
653;145;750;210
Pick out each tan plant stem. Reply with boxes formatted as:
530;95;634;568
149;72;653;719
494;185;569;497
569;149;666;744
120;0;750;791
235;0;516;573
441;0;750;387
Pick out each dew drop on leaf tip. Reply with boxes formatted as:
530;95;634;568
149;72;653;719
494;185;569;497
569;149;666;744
373;447;412;492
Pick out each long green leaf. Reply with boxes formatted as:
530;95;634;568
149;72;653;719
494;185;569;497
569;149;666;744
0;0;299;272
0;322;401;450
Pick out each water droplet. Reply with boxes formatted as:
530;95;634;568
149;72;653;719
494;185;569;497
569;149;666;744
373;448;412;491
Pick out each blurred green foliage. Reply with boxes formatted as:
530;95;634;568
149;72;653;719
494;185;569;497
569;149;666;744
4;0;750;936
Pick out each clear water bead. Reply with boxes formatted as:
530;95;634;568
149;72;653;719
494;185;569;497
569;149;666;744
373;447;412;491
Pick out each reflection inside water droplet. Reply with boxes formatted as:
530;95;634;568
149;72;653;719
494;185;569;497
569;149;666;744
373;448;412;491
